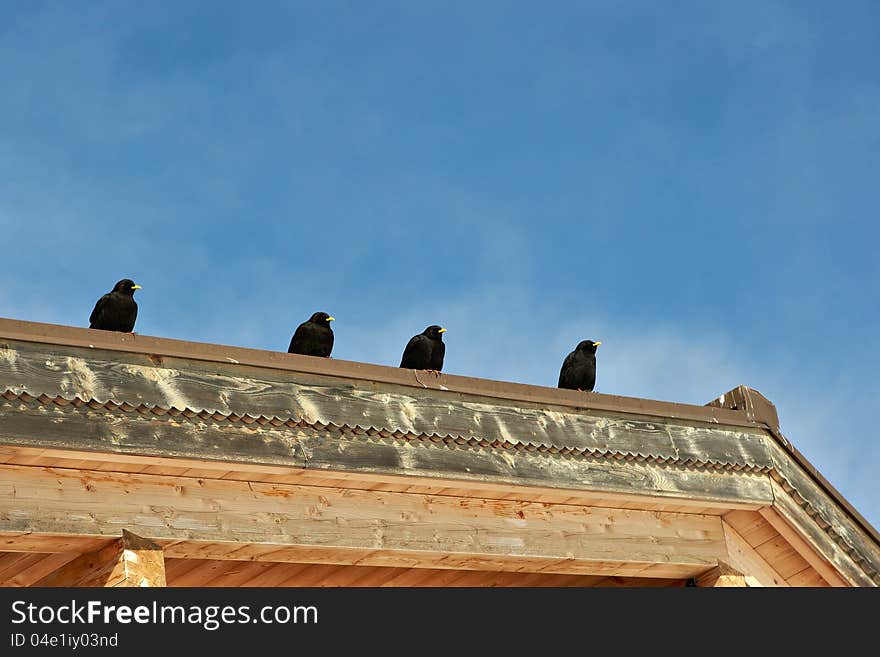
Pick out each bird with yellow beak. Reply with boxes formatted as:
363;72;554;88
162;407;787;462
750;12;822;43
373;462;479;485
88;278;142;333
400;325;447;374
288;312;335;357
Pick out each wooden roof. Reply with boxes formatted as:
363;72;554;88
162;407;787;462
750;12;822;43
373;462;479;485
0;317;877;587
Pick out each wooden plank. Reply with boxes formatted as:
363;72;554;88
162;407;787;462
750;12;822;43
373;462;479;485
0;533;112;554
3;552;82;587
199;561;279;587
695;561;748;587
168;559;232;587
753;536;811;579
759;503;848;587
722;510;779;546
766;443;880;586
0;444;767;514
163;557;207;584
709;385;880;550
166;545;706;579
0;322;759;431
760;481;872;586
289;563;352;587
0;402;775;512
161;559;682;588
0;463;727;578
30;541;125;587
722;521;789;587
241;563;313;587
0;553;46;583
592;575;685;588
0;340;774;469
32;530;166;587
787;568;828;587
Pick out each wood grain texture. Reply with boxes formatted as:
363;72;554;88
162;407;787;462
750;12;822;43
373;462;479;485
0;400;776;510
722;510;779;546
161;558;687;587
765;478;868;586
0;445;761;514
32;530;166;587
695;561;748;587
0;463;727;578
786;568;828;587
721;520;790;587
753;536;810;579
0;552;81;587
0;340;774;468
766;443;880;586
759;505;847;587
3;332;875;587
0;318;759;430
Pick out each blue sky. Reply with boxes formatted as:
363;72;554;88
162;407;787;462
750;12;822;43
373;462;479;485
1;1;878;528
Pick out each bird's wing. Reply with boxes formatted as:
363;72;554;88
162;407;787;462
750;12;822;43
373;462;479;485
430;340;445;371
89;293;111;327
325;329;334;357
558;351;578;386
288;323;310;352
400;334;432;368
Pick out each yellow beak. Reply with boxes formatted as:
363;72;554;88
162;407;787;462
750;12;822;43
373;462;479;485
594;341;602;346
327;317;335;322
438;328;447;333
132;285;142;290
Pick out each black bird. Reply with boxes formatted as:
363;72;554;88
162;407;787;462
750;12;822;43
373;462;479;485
399;325;446;372
288;312;335;357
557;340;601;392
88;279;141;332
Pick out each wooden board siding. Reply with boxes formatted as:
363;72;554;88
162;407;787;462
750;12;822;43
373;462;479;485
0;463;727;579
0;318;761;429
1;320;877;587
721;520;790;587
0;445;762;515
0;340;775;469
0;399;776;511
33;530;166;587
765;444;880;586
0;553;687;587
723;511;831;587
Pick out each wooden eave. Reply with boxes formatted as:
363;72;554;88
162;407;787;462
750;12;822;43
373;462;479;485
0;317;877;587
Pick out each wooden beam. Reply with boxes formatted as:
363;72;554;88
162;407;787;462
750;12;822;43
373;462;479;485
0;533;113;554
759;505;845;587
0;444;770;514
159;558;688;587
763;477;869;586
0;338;775;471
1;463;726;578
0;398;776;512
721;520;789;587
32;530;166;587
0;552;81;587
766;444;880;586
695;561;748;587
0;319;761;430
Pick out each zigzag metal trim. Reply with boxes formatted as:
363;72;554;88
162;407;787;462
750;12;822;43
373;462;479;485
1;389;771;473
7;388;877;584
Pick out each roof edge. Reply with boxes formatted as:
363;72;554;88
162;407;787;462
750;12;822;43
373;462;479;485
708;384;880;546
0;316;758;430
